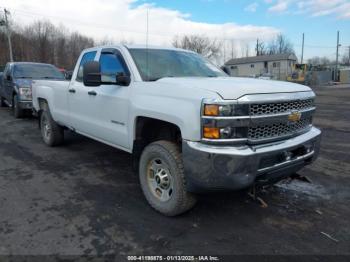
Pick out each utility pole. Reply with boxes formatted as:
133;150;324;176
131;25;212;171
335;31;340;82
3;8;14;62
301;33;304;64
256;38;259;56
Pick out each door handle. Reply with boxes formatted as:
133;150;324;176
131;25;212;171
68;89;76;93
88;91;97;96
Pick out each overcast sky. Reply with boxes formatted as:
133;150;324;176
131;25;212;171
0;0;349;62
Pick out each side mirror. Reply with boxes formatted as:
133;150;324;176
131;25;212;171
6;75;12;81
116;72;131;86
83;61;101;87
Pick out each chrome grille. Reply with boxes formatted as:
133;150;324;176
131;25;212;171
248;117;312;141
250;99;314;116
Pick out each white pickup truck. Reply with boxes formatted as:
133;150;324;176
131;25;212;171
32;45;321;216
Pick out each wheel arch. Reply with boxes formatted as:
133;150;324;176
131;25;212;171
37;98;49;128
132;116;183;159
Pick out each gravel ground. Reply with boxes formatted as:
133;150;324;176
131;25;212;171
0;86;349;258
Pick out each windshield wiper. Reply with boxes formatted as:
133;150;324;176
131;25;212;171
16;76;32;79
147;77;161;82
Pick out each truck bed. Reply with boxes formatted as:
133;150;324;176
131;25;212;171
32;79;70;111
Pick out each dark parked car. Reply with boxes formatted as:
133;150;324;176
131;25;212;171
0;62;65;118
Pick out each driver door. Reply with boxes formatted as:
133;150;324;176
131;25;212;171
69;49;131;150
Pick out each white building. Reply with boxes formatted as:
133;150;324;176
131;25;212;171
340;68;350;84
224;54;297;80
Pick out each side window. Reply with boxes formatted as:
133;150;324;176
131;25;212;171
76;51;97;82
99;53;128;83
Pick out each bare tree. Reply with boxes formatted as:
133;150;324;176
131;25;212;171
307;56;321;65
172;35;222;59
27;21;56;63
307;56;332;66
245;43;250;57
67;32;94;69
0;20;94;70
240;43;251;58
256;40;267;56
119;38;134;45
341;53;350;66
268;34;295;55
98;36;116;46
320;56;331;65
97;37;134;46
53;26;68;68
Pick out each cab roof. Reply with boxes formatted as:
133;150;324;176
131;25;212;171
83;44;193;53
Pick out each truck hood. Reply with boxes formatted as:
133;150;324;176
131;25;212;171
157;77;311;100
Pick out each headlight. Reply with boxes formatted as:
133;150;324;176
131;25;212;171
203;103;248;117
202;99;249;141
19;87;32;100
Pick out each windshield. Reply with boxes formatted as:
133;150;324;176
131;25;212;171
129;48;226;81
13;64;65;80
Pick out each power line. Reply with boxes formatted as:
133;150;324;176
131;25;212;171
11;7;244;43
9;6;350;51
294;43;349;49
3;5;349;63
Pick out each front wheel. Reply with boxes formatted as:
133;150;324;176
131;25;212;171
139;140;197;216
40;106;64;146
13;94;24;118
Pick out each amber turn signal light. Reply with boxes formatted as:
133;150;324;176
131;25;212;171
203;127;220;139
204;104;219;116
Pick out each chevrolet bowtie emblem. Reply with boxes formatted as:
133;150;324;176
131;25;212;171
288;111;302;122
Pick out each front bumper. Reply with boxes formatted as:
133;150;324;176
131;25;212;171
183;127;321;192
18;101;33;110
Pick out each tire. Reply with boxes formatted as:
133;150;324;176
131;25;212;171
40;105;64;147
13;94;24;118
139;140;197;216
